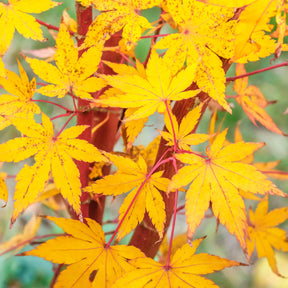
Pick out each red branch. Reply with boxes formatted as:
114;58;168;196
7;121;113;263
226;61;288;82
36;19;75;35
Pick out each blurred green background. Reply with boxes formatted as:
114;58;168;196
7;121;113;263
0;1;288;287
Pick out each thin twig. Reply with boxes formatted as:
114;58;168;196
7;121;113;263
226;61;288;82
37;19;75;36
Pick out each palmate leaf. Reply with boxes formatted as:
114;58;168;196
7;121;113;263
0;114;106;222
92;50;200;121
103;61;148;146
27;24;106;99
233;63;284;135
0;60;40;131
84;153;170;240
247;198;288;277
155;0;236;112
169;129;286;249
22;216;145;288
112;238;242;288
0;0;61;55
84;0;161;50
159;104;211;151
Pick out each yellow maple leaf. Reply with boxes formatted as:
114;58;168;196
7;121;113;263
103;60;149;146
233;0;277;63
0;0;61;55
84;0;161;50
122;108;149;148
103;60;146;79
247;198;288;276
0;113;106;222
92;50;200;121
22;216;145;288
158;104;211;151
233;64;284;135
155;0;236;112
27;24;106;99
112;237;241;288
0;215;41;256
84;152;170;240
168;129;286;249
0;59;40;131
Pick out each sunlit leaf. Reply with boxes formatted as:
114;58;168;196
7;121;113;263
0;114;106;222
27;24;106;99
247;199;288;276
159;103;211;150
84;153;169;239
0;0;61;54
155;0;236;112
84;0;161;50
112;238;242;288
22;216;145;288
169;129;286;248
93;50;200;121
0;60;40;130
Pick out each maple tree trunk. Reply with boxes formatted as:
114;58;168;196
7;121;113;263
75;3;93;219
75;4;122;224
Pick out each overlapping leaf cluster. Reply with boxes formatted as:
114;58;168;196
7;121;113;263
0;0;288;287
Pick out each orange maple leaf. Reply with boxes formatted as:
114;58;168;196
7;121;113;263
247;198;288;276
168;129;286;249
0;114;106;222
22;216;145;288
233;63;284;135
84;152;170;240
112;237;242;288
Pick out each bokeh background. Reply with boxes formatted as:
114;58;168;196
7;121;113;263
0;1;288;287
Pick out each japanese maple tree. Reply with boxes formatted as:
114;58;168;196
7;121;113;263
0;0;288;287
